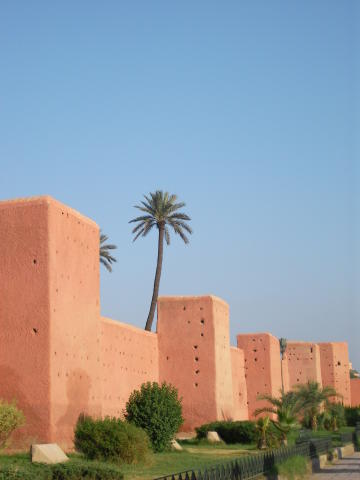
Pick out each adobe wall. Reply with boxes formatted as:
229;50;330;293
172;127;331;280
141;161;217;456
285;342;322;389
230;347;248;420
157;296;234;430
350;379;360;407
318;342;351;405
0;197;52;447
0;195;355;450
100;317;159;417
48;199;102;450
237;333;282;419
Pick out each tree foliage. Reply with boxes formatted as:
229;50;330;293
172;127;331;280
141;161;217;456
0;400;25;450
294;381;339;431
100;232;117;272
130;191;192;331
255;391;300;444
125;382;183;452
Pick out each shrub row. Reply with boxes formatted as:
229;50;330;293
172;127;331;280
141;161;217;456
344;407;360;427
0;460;123;480
74;415;150;464
196;420;257;444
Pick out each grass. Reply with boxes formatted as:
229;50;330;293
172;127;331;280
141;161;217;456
0;453;124;479
271;455;309;480
0;443;258;480
97;442;257;480
0;427;354;480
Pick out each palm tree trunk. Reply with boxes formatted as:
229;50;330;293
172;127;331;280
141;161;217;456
311;414;317;431
145;223;165;332
280;357;284;393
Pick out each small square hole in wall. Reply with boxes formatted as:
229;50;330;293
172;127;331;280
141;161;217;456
200;319;205;324
195;357;199;362
194;383;198;387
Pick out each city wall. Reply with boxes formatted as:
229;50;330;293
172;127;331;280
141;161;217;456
0;196;355;450
350;379;360;407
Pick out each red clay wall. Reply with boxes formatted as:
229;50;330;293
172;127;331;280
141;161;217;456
350;379;360;407
318;342;351;405
285;342;322;389
237;333;282;419
157;296;234;430
0;195;355;450
0;197;52;447
100;317;159;417
230;347;248;420
48;199;102;449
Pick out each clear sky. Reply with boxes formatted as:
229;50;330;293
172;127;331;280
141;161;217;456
1;2;359;367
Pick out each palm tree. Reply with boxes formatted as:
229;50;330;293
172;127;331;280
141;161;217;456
254;391;300;445
279;338;287;393
129;191;192;332
294;381;339;431
255;416;276;449
100;232;117;272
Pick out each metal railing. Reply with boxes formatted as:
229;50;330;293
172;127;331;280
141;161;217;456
339;431;354;444
153;438;332;480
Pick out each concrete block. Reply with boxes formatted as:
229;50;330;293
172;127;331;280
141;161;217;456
31;443;69;464
207;431;222;442
171;439;183;451
311;454;328;472
337;444;355;459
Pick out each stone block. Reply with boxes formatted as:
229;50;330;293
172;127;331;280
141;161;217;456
171;439;183;451
31;443;68;464
207;431;222;442
337;444;355;459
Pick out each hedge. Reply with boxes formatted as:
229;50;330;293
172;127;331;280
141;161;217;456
0;460;124;480
195;420;257;444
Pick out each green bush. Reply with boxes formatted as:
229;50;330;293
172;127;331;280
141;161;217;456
0;460;124;479
344;407;360;427
271;455;309;480
195;421;257;444
125;382;183;452
74;415;150;464
317;403;346;431
0;400;25;449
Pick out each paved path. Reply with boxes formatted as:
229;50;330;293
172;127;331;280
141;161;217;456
311;452;360;479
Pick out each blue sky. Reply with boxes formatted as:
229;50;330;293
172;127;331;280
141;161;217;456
1;2;359;367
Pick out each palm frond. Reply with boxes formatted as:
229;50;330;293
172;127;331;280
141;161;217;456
100;231;117;272
130;190;192;244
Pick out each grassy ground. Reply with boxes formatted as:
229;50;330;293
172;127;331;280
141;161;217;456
0;428;354;480
0;443;257;480
92;442;257;480
271;455;309;480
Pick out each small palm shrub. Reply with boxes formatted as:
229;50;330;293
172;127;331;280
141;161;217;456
125;382;183;452
321;403;346;431
255;417;279;449
74;414;151;464
0;400;25;449
195;421;257;444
